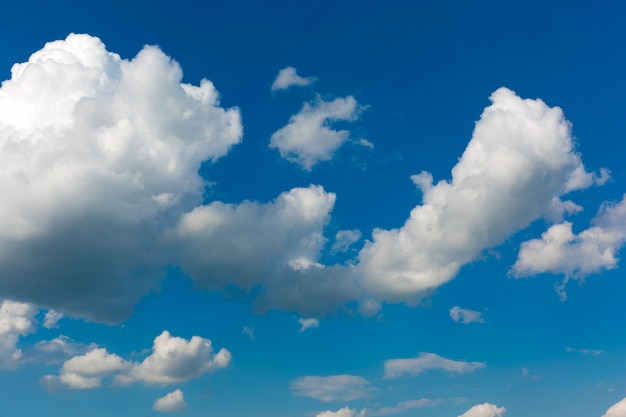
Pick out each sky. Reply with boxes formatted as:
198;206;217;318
0;1;626;416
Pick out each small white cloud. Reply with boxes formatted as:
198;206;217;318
368;398;438;416
603;398;626;417
290;375;375;402
316;407;365;417
43;310;63;329
271;66;316;91
384;352;485;379
512;195;626;287
0;300;37;369
332;230;362;253
458;403;506;417
449;306;484;324
299;318;320;332
270;96;362;170
565;346;603;356
356;138;374;149
357;298;382;317
153;389;187;413
242;326;255;340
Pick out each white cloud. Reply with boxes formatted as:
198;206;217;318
271;66;316;91
449;306;484;324
290;375;375;402
270;96;362;170
299;318;320;332
0;300;37;369
153;389;187;413
242;326;255;340
368;398;438;416
603;398;626;417
21;336;94;365
458;403;506;417
121;330;231;385
332;230;362;253
58;347;130;389
356;87;600;304
0;33;242;323
357;298;382;317
43;310;63;329
384;352;485;379
512;194;626;282
316;407;365;417
565;346;602;356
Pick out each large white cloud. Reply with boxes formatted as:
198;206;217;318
458;403;506;417
290;375;375;402
153;389;187;413
603;398;626;417
0;33;242;323
270;96;362;170
512;194;626;280
0;300;37;368
58;348;130;389
356;87;601;303
384;352;485;379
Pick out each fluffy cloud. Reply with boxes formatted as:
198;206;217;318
46;331;230;389
458;403;506;417
271;66;315;91
512;194;626;280
356;87;600;304
449;306;484;324
603;398;626;417
0;300;37;368
316;407;365;417
153;389;187;413
270;96;362;170
290;375;375;402
0;33;242;323
299;318;320;332
384;352;485;379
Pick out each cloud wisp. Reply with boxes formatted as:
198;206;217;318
271;66;316;91
290;375;375;402
384;352;485;379
449;306;484;324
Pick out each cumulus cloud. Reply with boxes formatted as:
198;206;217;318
316;407;365;417
271;66;316;91
512;194;626;283
449;306;484;324
458;403;506;417
270;96;362;170
290;375;375;402
46;331;230;389
153;389;187;413
299;318;320;332
603;398;626;417
356;87;601;304
384;352;485;379
0;33;242;323
0;300;37;368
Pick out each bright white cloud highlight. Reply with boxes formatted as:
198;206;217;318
316;407;365;417
603;398;626;417
290;375;375;402
458;403;506;417
0;300;36;368
384;352;485;379
449;306;484;324
357;87;600;304
270;96;362;170
299;318;320;332
271;66;315;91
0;33;242;323
512;194;626;280
153;389;187;413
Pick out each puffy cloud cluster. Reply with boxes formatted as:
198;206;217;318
271;66;316;91
384;352;485;379
449;306;484;324
270;96;362;170
603;398;626;417
0;300;37;368
316;407;365;417
458;403;506;417
153;389;187;413
290;375;375;402
356;87;602;303
44;331;230;389
512;194;626;280
0;33;242;323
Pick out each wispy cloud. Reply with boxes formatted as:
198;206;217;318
384;353;485;379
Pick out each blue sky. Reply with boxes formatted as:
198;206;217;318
1;1;626;416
